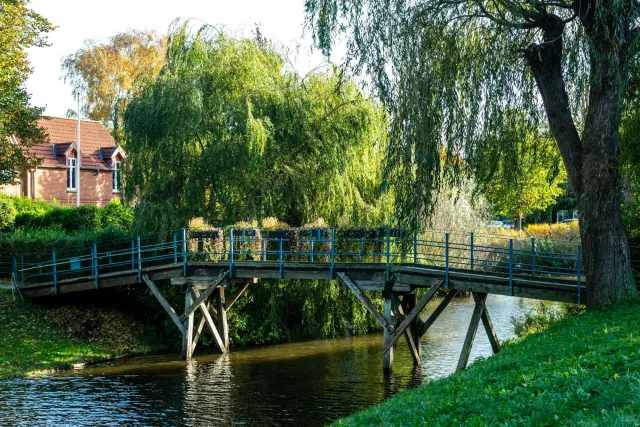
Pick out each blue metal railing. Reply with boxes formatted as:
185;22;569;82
12;227;595;301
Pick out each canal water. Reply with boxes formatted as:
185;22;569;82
0;295;544;426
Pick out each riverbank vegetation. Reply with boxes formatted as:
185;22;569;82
335;301;640;426
0;290;158;380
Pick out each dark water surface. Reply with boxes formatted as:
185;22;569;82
0;295;543;426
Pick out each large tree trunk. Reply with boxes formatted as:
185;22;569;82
524;13;638;307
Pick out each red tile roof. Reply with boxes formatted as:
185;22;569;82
27;117;123;171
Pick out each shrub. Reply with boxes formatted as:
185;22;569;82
0;197;17;230
99;199;133;230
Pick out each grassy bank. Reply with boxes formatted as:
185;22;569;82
0;290;158;380
337;301;640;426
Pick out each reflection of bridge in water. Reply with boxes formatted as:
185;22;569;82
14;228;591;371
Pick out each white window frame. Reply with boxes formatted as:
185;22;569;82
112;160;121;192
67;157;77;191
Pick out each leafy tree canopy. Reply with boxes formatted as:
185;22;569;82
124;23;391;229
0;0;53;183
62;29;166;144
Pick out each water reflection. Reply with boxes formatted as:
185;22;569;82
0;295;543;426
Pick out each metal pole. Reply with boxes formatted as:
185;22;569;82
509;239;514;296
20;254;24;284
229;228;234;278
279;238;283;279
531;238;536;277
330;228;335;279
182;228;187;277
445;233;449;289
131;240;135;270
470;232;474;270
137;236;142;281
310;229;314;262
262;236;266;261
577;245;582;305
94;242;98;289
385;229;391;281
173;233;178;264
76;93;81;207
413;230;418;264
52;250;57;295
12;256;17;287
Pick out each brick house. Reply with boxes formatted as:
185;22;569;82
2;117;126;207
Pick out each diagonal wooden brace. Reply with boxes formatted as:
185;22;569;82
456;292;499;370
392;295;420;365
383;280;444;353
226;281;251;311
419;289;457;338
143;274;186;335
192;288;226;352
474;292;501;354
179;270;229;322
337;272;393;332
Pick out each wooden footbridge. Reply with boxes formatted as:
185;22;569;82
11;227;591;371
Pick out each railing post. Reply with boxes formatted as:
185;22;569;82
509;239;514;296
413;229;418;264
131;240;135;270
470;232;474;270
279;238;283;279
173;233;178;264
229;228;234;278
137;236;142;281
531;238;536;277
330;228;335;279
262;235;266;261
577;245;582;305
310;229;314;262
52;250;57;295
445;233;449;289
20;254;24;284
93;242;98;289
360;237;365;263
385;229;391;281
12;256;17;287
182;228;187;277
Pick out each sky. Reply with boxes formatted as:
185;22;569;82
25;0;341;118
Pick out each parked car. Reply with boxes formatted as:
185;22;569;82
487;221;503;229
561;218;578;224
501;220;515;229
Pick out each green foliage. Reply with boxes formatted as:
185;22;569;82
477;112;566;223
11;198;133;232
335;301;640;426
0;0;54;182
0;197;16;230
511;301;584;339
124;22;391;230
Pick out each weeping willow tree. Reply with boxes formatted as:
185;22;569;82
305;0;640;306
124;22;390;229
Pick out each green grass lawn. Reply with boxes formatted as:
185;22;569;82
0;291;152;380
336;301;640;426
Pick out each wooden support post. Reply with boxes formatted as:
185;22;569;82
456;292;483;371
383;296;394;372
393;295;420;365
474;292;501;354
403;292;421;363
182;286;195;360
383;280;444;352
143;274;186;334
216;286;229;353
179;270;229;321
192;288;226;353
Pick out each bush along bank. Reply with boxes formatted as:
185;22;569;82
0;290;164;380
335;301;640;426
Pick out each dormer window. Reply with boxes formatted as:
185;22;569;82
112;161;121;192
67;157;77;191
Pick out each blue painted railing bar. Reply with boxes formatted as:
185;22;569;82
445;233;449;289
509;239;514;296
131;241;135;270
577;245;582;304
137;236;142;281
279;238;284;279
470;232;474;271
52;250;57;295
385;230;391;281
182;228;187;277
229;228;234;278
173;234;178;264
330;228;335;279
531;238;536;277
94;242;99;289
